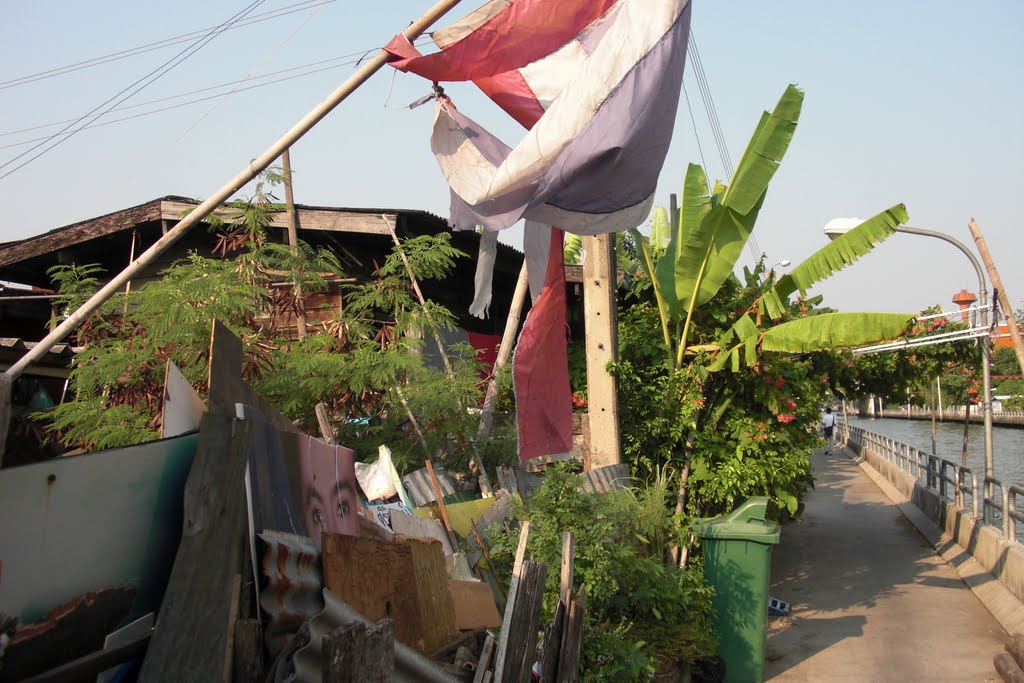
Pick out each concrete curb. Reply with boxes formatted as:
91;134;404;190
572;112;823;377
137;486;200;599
846;446;1024;636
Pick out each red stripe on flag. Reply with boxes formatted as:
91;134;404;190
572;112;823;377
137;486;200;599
475;71;546;130
514;228;573;460
386;0;617;82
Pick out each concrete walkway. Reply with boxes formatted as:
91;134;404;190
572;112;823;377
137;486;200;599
764;447;1006;682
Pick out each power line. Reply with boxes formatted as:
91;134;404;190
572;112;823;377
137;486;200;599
0;38;435;150
0;0;270;181
0;0;336;91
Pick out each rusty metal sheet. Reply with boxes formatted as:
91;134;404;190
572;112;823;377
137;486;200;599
258;530;324;658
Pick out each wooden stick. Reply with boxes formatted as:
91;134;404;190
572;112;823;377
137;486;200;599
473;634;496;683
969;219;1024;380
471;518;507;604
426;459;459;550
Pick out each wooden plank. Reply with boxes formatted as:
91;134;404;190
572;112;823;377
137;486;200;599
138;414;251;682
559;532;574;604
473;634;496;683
499;560;547;683
323;619;394;683
160;200;394;235
493;521;530;683
231;619;263;683
322;533;457;654
161;359;205;438
556;586;586;683
449;580;501;631
539;600;566;683
21;633;150;683
206;320;297;432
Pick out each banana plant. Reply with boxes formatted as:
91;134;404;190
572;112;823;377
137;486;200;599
623;84;917;564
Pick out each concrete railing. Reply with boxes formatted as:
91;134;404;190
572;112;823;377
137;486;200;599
843;421;1024;606
875;406;1024;427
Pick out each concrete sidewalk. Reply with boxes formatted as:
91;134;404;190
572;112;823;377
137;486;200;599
764;447;1006;682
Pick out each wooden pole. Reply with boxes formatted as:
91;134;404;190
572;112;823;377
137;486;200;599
477;262;529;440
426;459;460;550
0;0;465;462
969;218;1024;379
281;148;308;339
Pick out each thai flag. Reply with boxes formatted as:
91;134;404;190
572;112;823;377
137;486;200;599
387;0;691;460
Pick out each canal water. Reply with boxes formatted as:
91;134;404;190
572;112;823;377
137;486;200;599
845;415;1024;488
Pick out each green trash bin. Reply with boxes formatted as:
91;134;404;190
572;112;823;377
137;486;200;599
691;497;781;683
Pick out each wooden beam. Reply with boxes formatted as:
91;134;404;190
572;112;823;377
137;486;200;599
160;199;394;235
969;219;1024;381
323;619;394;683
493;521;530;683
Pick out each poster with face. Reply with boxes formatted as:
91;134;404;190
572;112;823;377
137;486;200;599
245;407;360;543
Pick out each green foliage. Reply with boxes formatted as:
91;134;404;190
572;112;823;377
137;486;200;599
46;263;105;317
993;347;1023;376
488;465;717;678
34;174;505;473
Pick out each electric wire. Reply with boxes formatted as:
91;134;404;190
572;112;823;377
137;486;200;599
0;38;434;151
0;0;336;91
0;0;271;181
688;30;764;266
681;82;708;177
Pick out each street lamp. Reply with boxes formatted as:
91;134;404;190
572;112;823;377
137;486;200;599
823;219;995;492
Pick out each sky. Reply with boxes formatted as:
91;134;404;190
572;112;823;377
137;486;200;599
2;1;1022;317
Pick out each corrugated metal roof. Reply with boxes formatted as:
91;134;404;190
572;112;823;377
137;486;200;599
401;464;459;507
258;531;324;658
578;463;631;494
0;337;81;356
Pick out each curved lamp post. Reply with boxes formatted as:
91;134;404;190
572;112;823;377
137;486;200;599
823;220;994;493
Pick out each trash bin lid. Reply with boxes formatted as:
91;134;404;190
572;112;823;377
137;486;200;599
690;497;781;544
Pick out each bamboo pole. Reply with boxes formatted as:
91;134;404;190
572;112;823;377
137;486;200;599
282;148;308;339
0;0;465;463
969;219;1024;378
477;262;529;440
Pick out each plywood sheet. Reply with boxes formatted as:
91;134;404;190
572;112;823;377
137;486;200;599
160;359;205;438
449;580;501;630
323;534;455;654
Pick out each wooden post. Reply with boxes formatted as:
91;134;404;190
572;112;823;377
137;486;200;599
323;619;394;683
581;233;621;468
477;262;529;441
473;634;496;683
281;148;308;339
0;0;466;456
969;219;1024;379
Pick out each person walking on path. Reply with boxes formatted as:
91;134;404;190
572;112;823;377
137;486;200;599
821;407;835;454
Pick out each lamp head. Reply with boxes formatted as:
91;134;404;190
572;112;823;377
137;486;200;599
823;217;865;241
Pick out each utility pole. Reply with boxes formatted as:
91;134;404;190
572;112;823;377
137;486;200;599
582;233;621;468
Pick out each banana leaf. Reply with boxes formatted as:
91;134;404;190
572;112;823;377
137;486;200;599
761;312;915;353
764;203;909;319
657;164;711;319
676;85;804;315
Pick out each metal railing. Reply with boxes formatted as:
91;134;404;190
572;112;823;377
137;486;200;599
842;420;1024;542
